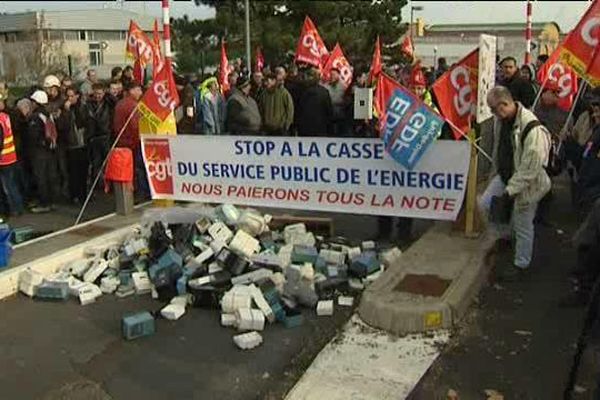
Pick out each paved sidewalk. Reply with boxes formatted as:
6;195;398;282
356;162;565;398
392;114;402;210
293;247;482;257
409;177;590;399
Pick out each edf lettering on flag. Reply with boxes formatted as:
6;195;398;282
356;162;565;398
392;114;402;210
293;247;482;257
295;16;329;68
138;62;180;127
537;46;579;111
432;48;478;140
559;0;600;87
321;43;353;87
126;20;155;67
383;87;444;170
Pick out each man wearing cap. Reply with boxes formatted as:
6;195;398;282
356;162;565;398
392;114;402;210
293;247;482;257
27;90;59;213
44;74;70;199
258;73;294;136
225;76;262;135
409;64;438;112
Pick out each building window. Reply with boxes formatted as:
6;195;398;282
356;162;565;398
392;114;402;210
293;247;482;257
91;31;122;41
89;42;103;66
79;30;86;41
64;31;79;41
48;30;64;41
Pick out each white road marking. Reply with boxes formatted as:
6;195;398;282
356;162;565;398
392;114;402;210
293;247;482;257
285;314;449;400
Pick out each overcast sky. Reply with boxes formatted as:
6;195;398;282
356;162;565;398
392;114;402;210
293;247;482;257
0;1;593;32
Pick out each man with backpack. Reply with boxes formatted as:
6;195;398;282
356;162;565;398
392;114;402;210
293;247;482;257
479;86;551;280
27;90;59;213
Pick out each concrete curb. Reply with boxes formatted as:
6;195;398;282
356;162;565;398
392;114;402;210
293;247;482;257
0;224;138;300
358;222;495;335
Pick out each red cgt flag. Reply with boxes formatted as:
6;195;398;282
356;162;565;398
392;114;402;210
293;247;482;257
126;20;155;68
295;16;329;68
559;0;600;87
368;36;382;85
400;35;414;60
538;46;579;111
138;61;180;127
255;47;265;72
374;72;404;134
219;40;230;93
432;48;479;140
152;19;164;80
321;43;353;88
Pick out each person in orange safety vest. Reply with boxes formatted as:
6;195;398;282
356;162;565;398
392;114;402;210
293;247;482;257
0;97;24;216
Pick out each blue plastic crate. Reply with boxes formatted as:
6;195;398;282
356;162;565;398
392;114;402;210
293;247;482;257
122;311;155;340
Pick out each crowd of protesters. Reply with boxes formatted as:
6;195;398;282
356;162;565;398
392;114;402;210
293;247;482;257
0;53;599;292
0;66;146;217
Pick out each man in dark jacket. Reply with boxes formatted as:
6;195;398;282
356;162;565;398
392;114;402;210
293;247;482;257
28;90;59;213
86;83;112;186
258;73;294;136
44;74;70;199
225;77;262;135
297;68;333;136
64;87;89;204
500;57;536;109
285;64;304;135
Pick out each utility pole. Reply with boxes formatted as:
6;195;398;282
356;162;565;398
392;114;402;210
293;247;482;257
525;0;532;64
245;0;251;74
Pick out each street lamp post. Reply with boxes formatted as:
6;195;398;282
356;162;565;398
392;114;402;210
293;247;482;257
410;5;424;39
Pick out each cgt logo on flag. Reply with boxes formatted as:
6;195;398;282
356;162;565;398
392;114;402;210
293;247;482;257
383;89;444;170
143;138;173;196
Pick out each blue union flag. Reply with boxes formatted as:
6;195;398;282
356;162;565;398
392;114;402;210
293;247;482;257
383;88;443;170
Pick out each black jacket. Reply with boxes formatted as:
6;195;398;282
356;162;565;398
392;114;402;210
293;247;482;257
85;99;112;141
27;107;51;151
296;83;333;136
502;74;536;109
578;126;600;209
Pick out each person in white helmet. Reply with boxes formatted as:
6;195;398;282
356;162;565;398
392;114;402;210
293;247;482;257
43;74;70;199
27;90;59;213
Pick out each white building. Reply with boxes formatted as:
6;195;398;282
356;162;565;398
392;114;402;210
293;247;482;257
410;21;563;67
0;9;161;83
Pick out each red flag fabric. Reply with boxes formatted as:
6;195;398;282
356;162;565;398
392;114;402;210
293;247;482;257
138;61;180;127
219;40;230;93
368;36;382;85
400;36;414;60
432;48;479;139
152;19;163;80
255;47;265;72
294;16;330;68
126;20;155;67
538;46;579;111
374;72;404;134
559;0;600;87
409;61;427;88
321;43;353;88
133;57;145;86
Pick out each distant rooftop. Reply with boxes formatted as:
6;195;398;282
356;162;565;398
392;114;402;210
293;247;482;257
0;9;161;32
426;21;561;33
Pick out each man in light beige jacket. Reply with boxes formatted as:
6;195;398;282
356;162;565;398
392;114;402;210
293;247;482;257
479;86;551;279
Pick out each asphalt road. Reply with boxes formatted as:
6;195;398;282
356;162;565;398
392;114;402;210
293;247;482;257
0;211;430;400
409;177;593;399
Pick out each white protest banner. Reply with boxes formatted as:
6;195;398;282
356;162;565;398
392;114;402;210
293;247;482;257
477;34;497;123
141;135;471;221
